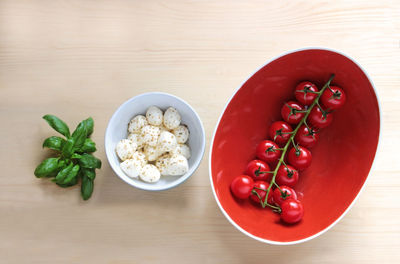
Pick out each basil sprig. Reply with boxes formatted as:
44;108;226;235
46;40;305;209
34;115;101;200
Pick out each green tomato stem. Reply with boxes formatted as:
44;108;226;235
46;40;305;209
252;188;281;211
306;90;321;94
273;182;282;191
262;74;335;209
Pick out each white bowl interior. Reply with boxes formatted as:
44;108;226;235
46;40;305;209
105;92;205;191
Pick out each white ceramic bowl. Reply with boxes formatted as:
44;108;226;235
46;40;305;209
105;92;206;191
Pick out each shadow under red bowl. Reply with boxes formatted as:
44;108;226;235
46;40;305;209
209;48;380;244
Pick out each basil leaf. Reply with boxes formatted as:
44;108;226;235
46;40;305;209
57;159;67;169
61;164;80;185
54;162;73;182
83;117;94;137
56;168;79;188
71;153;82;159
82;168;96;180
79;153;101;169
56;176;78;188
43;136;65;151
42;115;70;138
72;123;88;149
34;158;59;177
46;159;68;178
81;174;94;200
78;138;96;153
61;138;75;158
71;117;93;138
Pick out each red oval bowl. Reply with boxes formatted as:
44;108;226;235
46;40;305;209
209;48;380;244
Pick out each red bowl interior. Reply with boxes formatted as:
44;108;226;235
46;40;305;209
210;48;380;244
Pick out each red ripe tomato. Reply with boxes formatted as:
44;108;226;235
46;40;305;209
256;140;281;164
294;125;319;148
295;81;319;106
321;85;346;110
250;181;273;205
273;186;298;206
280;199;304;224
276;165;299;187
287;146;312;170
269;121;293;145
245;160;271;181
230;175;254;199
281;101;305;125
308;106;333;128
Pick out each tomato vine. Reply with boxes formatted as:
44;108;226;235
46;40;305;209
261;74;336;212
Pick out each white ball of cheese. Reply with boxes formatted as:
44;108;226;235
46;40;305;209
128;115;148;133
166;154;189;176
116;139;137;161
127;133;144;149
119;151;146;178
172;125;189;144
144;144;162;162
146;106;163;126
140;164;161;183
132;151;147;166
140;125;160;147
157;131;178;153
172;144;191;159
163;107;181;130
155;154;171;176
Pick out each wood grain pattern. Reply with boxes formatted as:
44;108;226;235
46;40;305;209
0;0;399;263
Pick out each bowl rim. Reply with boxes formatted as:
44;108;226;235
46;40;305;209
208;47;382;245
105;91;206;191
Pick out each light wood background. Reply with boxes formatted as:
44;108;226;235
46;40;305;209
1;0;399;263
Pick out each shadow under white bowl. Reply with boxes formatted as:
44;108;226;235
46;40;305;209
105;92;206;191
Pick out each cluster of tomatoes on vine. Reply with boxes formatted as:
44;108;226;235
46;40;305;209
230;77;346;224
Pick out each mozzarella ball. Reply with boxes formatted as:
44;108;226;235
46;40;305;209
144;144;162;162
166;154;189;176
128;133;144;149
172;125;189;144
146;106;163;126
116;139;137;161
155;154;171;176
157;131;178;153
140;164;161;183
128;115;148;133
140;125;160;147
132;151;147;167
172;144;191;159
119;152;146;178
163;107;181;130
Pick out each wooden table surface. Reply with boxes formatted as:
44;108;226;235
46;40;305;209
1;1;399;263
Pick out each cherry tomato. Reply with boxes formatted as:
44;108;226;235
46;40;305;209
276;165;299;187
295;81;319;106
250;181;273;205
230;175;254;199
269;121;293;145
308;106;333;128
245;160;271;181
273;186;298;206
294;125;319;148
321;85;346;110
281;101;305;125
287;146;312;170
256;140;281;164
280;199;304;224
